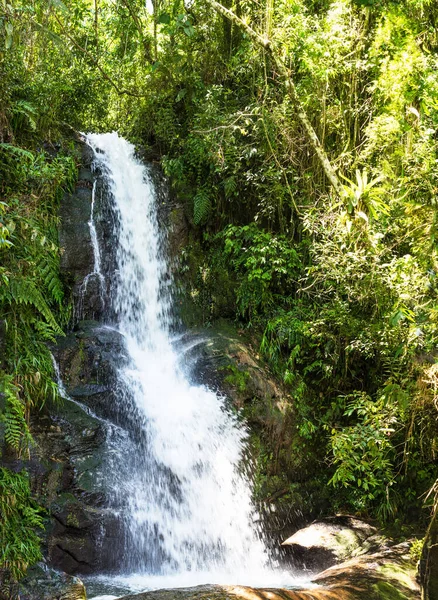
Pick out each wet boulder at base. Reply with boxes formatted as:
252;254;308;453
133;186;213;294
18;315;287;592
281;515;384;571
18;565;86;600
313;541;420;600
116;543;419;600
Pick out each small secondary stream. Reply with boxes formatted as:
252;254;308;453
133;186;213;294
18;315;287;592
80;133;308;598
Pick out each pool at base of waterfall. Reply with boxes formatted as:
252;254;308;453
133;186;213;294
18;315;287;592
84;570;317;600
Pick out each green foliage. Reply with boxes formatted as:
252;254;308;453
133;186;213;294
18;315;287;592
223;364;250;394
0;375;32;455
0;36;76;580
193;188;212;225
0;468;44;582
328;393;397;507
221;224;301;321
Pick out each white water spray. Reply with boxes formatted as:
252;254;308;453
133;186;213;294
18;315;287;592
84;132;301;590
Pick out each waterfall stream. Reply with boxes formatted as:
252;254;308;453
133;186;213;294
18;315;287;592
78;133;305;596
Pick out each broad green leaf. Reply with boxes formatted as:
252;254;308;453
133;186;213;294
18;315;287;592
158;13;171;24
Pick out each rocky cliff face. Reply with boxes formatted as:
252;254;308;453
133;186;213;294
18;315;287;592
30;141;123;574
36;141;192;576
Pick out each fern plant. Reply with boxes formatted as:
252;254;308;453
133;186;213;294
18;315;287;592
4;276;63;337
0;468;44;583
193;188;212;225
0;138;75;583
0;375;32;456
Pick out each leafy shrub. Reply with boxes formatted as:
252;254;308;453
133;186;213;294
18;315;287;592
0;468;44;583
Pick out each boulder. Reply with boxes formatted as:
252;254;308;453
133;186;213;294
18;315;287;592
313;541;420;600
18;565;86;600
30;398;111;575
180;320;284;412
115;543;419;600
281;515;383;570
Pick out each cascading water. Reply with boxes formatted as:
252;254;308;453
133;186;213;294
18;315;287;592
81;133;306;595
76;178;106;320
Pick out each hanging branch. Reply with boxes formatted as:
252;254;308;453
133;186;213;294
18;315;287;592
204;0;343;197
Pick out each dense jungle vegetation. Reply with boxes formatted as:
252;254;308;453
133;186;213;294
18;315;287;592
1;0;438;584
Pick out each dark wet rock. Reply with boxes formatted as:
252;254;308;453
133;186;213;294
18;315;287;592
281;515;383;571
167;203;189;257
30;401;109;575
59;143;94;305
37;318;135;575
180;319;283;411
19;564;86;600
54;320;127;423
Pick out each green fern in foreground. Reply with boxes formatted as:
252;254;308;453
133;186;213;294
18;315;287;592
193;188;212;225
0;468;44;583
0;375;33;455
5;276;64;337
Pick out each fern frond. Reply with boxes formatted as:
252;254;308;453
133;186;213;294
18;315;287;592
0;376;32;453
223;176;237;199
37;254;64;305
33;321;58;343
12;100;38;132
7;277;64;336
0;144;34;162
193;189;212;225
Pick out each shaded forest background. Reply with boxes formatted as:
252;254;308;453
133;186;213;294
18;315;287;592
0;0;438;582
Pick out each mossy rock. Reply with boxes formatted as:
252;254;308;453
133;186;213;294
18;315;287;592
313;542;420;600
19;565;86;600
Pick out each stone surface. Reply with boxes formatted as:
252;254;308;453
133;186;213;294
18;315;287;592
30;316;132;575
31;397;111;575
281;515;382;571
313;541;420;600
19;565;86;600
54;320;128;424
182;320;284;411
116;543;419;600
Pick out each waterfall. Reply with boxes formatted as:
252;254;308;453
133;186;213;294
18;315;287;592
82;133;300;593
